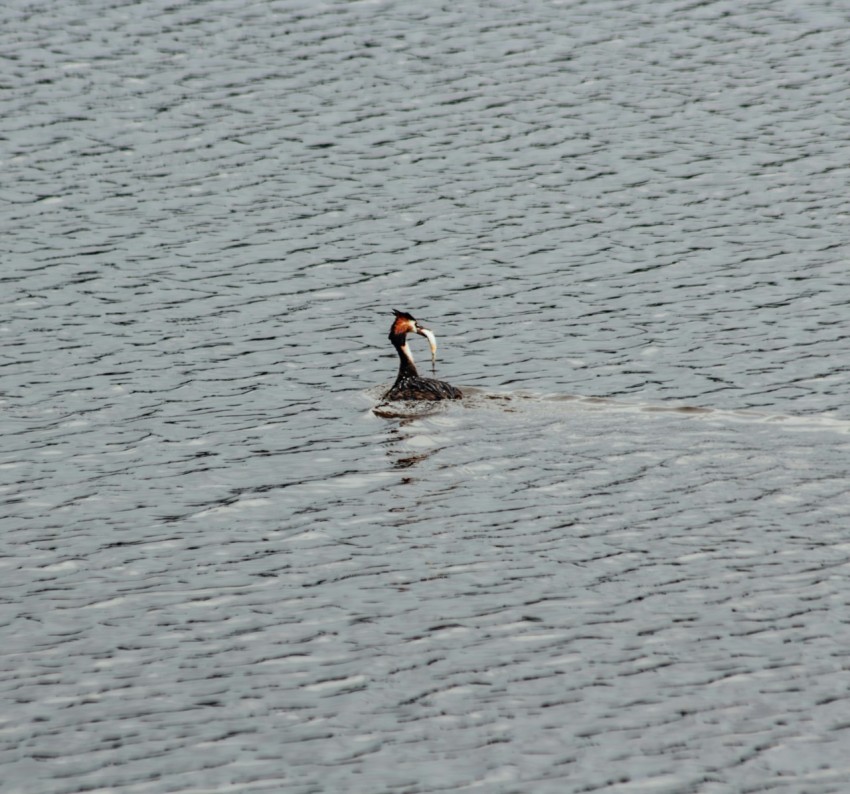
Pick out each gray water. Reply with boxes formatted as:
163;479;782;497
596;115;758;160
3;0;850;792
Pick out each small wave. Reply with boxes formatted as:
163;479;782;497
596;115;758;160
369;385;850;435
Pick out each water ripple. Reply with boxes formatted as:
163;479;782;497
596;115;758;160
4;0;850;791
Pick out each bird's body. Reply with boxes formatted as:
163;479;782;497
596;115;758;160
383;310;462;401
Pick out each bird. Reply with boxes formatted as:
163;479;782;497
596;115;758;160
383;310;462;401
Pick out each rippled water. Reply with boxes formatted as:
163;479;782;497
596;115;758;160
4;0;850;792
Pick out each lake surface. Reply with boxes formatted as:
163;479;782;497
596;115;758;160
3;0;850;792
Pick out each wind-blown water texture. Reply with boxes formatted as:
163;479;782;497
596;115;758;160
3;0;850;792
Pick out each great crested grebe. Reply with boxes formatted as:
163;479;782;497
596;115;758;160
383;310;462;401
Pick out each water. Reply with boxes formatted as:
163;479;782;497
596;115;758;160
3;0;850;791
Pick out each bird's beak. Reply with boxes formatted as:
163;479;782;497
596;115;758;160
416;325;438;365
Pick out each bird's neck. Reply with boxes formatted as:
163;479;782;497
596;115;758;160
391;333;419;379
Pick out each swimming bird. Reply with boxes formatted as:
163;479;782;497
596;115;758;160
383;310;462;401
